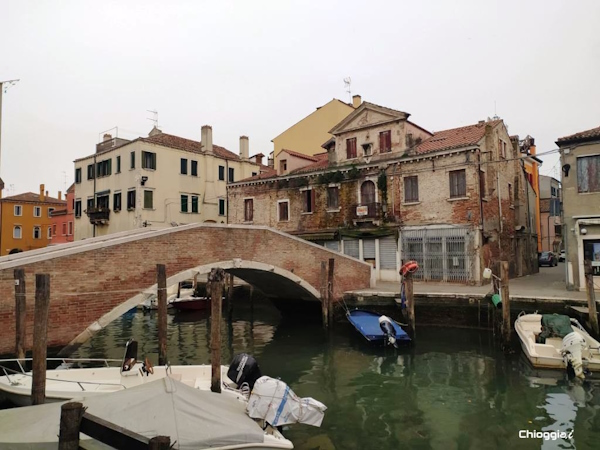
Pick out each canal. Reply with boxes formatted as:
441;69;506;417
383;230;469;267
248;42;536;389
69;297;600;450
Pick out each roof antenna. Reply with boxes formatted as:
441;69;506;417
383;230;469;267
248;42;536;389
147;110;158;129
343;77;352;103
493;101;499;120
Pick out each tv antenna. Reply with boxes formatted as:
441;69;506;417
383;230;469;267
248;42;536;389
343;77;352;102
147;110;159;129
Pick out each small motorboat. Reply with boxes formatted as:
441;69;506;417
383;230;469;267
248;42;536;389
346;309;411;346
0;377;294;449
515;313;600;378
170;295;211;311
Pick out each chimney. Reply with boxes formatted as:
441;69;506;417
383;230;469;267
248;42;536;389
352;95;362;108
254;153;264;165
239;136;249;160
201;125;213;153
103;133;112;142
58;191;62;201
39;184;45;201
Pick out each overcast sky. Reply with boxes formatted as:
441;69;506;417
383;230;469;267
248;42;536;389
1;0;599;198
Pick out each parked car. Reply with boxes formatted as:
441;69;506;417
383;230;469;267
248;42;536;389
559;250;566;262
539;251;558;267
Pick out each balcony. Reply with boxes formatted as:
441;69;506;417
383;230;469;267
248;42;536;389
86;207;110;225
352;202;382;220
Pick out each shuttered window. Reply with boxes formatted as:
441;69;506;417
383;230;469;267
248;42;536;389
449;169;466;198
327;186;339;209
404;176;418;202
324;240;340;252
346;138;357;159
380;236;397;269
379;130;392;153
244;199;253;221
577;155;600;193
303;189;315;213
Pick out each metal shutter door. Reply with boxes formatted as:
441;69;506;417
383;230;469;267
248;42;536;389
380;236;397;269
343;239;359;259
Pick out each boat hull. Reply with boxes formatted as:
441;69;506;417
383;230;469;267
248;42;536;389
346;309;411;344
170;296;211;311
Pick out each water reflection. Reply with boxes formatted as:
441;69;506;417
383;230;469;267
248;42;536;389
71;299;600;450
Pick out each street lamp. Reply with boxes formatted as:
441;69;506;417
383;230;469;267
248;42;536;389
0;78;20;179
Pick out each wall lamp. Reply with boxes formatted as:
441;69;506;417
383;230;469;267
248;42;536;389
141;176;148;186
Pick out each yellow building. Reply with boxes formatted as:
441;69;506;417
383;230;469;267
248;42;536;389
519;136;542;251
272;96;358;173
0;184;67;255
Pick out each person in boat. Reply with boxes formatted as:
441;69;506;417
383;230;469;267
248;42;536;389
378;315;398;348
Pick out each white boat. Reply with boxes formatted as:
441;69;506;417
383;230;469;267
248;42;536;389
0;377;293;449
515;313;600;378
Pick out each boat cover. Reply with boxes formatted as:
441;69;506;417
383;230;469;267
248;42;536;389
346;309;411;342
247;376;327;427
537;314;574;343
0;377;265;449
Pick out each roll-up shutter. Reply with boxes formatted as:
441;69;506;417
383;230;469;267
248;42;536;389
343;239;359;259
380;236;398;269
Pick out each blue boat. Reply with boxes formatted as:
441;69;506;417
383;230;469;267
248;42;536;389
346;309;411;346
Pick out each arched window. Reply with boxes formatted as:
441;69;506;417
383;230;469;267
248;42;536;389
360;180;376;205
13;226;22;239
33;226;41;239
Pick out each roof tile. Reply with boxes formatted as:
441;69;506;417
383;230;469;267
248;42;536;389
141;133;241;161
557;125;600;143
416;120;502;154
1;192;67;204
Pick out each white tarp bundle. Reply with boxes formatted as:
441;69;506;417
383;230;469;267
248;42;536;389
247;376;327;427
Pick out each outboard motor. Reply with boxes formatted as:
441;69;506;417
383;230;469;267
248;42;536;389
228;353;262;390
561;332;587;379
378;315;398;348
121;339;138;373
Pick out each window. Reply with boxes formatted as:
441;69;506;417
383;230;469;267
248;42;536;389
346;138;357;159
33;226;41;239
33;206;41;217
75;200;82;218
143;190;153;209
302;189;315;213
48;207;54;217
508;183;513;206
75;168;82;183
14;205;22;216
53;224;57;236
278;201;289;221
554;224;562;236
191;160;198;176
96;159;112;177
551;186;558;197
87;198;94;211
449;169;467;198
62;223;67;236
116;156;121;173
47;227;52;239
219;199;226;216
228;167;235;182
13;226;22;239
181;195;188;213
127;190;136;210
252;172;257;176
113;192;122;211
218;165;225;181
180;158;188;175
379;130;392;153
68;221;73;235
97;194;109;209
191;195;199;213
130;151;135;169
479;170;486;198
499;139;507;159
577;155;600;193
244;199;253;222
142;151;156;170
327;186;339;209
404;176;419;202
280;160;287;173
87;164;95;180
361;180;376;204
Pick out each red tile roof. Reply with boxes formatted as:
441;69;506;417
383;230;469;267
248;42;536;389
416;120;502;154
557;125;600;144
290;153;329;174
141;133;241;161
1;192;67;205
278;149;319;162
237;168;278;182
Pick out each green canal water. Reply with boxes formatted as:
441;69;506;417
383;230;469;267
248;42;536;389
69;298;600;450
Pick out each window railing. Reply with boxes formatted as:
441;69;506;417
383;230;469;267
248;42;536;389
86;207;111;225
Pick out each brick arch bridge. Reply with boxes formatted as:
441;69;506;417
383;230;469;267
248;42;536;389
0;224;372;356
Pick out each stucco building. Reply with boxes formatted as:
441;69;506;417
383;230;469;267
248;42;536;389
49;183;75;245
538;175;562;253
74;126;260;240
229;100;539;284
557;125;600;291
0;184;66;255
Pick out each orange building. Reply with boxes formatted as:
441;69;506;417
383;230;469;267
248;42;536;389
49;183;75;245
0;184;67;255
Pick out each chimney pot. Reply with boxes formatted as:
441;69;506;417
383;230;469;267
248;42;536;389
201;125;213;153
39;184;45;201
103;133;112;142
255;153;264;165
352;95;362;108
240;136;249;160
58;191;62;200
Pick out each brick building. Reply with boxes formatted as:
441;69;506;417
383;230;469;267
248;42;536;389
229;100;539;284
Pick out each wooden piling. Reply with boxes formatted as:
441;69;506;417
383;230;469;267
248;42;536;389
149;436;172;450
327;258;335;327
59;401;84;450
157;264;168;366
320;261;328;330
209;268;225;393
500;260;511;346
13;268;26;361
227;273;234;319
584;260;599;336
32;273;50;406
405;272;415;340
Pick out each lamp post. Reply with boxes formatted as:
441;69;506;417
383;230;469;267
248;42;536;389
0;79;20;179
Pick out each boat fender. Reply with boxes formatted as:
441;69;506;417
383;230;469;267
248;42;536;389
378;316;398;348
561;332;587;379
400;261;419;277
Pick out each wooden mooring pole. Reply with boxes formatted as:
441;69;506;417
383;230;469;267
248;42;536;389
405;272;415;340
327;258;335;327
584;260;599;336
157;264;168;366
320;261;328;330
500;261;511;347
32;273;50;406
59;401;84;450
14;268;26;361
209;268;225;393
227;273;234;319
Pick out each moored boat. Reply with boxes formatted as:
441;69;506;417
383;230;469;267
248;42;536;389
346;309;411;346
